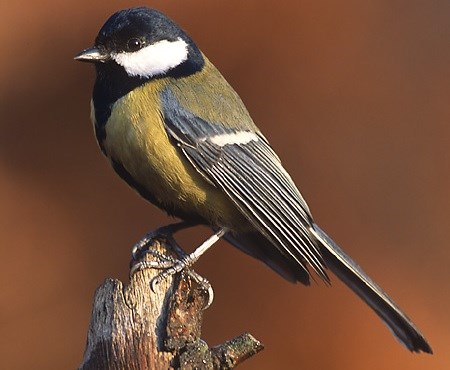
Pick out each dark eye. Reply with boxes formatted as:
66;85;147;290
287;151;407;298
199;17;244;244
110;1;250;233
126;38;144;52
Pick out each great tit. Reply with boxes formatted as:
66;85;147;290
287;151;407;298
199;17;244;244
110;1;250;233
75;7;432;353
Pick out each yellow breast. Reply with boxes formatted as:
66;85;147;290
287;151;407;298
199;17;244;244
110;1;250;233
94;80;248;230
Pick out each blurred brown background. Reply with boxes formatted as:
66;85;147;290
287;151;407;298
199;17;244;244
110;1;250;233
1;0;448;369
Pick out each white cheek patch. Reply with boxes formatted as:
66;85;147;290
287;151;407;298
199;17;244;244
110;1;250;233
209;131;259;147
112;37;188;78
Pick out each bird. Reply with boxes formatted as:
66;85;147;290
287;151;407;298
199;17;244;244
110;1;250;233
75;7;432;353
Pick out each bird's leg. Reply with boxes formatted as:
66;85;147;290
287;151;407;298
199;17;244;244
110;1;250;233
130;224;226;309
151;227;228;282
148;227;228;302
132;248;214;309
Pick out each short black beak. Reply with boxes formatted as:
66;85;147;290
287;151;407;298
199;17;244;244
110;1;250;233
74;47;110;63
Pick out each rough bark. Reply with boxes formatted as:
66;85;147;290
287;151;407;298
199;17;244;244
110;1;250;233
79;238;263;370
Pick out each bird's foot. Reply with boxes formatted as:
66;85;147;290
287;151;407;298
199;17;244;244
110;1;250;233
131;248;215;309
130;223;226;309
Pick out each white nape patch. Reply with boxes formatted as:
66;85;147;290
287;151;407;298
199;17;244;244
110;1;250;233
209;131;259;147
113;37;188;78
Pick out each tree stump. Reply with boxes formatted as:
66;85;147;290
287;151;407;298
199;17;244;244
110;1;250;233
79;238;263;369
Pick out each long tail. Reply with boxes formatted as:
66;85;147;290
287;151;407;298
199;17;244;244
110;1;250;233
310;223;432;353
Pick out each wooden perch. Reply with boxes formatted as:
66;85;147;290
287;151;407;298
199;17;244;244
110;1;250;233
79;238;264;370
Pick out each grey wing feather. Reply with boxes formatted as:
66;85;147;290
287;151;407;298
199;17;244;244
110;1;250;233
161;87;329;282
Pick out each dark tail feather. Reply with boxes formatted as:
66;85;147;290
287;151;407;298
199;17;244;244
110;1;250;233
310;223;432;353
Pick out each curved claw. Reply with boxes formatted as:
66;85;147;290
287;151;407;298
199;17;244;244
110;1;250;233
150;275;161;293
188;270;214;309
204;284;214;310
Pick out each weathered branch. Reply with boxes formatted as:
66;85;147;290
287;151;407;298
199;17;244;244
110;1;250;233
79;238;263;369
